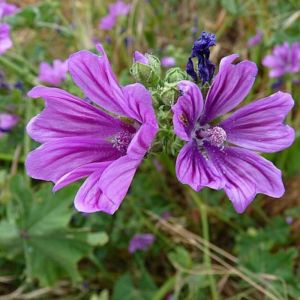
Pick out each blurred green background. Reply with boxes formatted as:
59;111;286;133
0;0;300;299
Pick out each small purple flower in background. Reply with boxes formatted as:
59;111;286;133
262;42;300;78
161;211;171;220
99;0;131;31
285;216;293;225
186;31;216;84
173;54;295;213
0;113;18;138
0;0;19;18
247;29;263;48
128;234;155;253
166;294;174;300
99;14;116;30
161;56;176;68
0;23;12;54
109;0;131;16
271;78;284;91
26;44;158;214
133;51;149;64
38;59;68;86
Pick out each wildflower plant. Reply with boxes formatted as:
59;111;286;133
26;32;295;215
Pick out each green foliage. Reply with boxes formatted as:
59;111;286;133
0;176;108;286
113;272;157;300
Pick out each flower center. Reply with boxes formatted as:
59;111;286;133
112;131;134;154
193;125;227;148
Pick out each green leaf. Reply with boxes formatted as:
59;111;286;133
26;231;91;286
235;217;290;254
168;246;193;269
5;176;107;286
113;272;157;300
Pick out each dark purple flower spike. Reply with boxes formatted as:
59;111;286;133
186;31;216;84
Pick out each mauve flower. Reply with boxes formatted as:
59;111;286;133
285;216;293;225
0;0;19;18
128;234;155;253
0;23;12;54
133;51;149;64
161;56;176;68
247;29;263;48
186;31;216;84
262;42;300;78
99;1;131;30
172;54;295;213
109;0;131;16
0;112;18;137
99;14;116;30
38;59;68;86
26;44;158;214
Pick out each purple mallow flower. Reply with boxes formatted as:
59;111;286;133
38;59;68;86
0;23;12;54
247;29;263;48
262;42;300;78
99;0;131;30
99;14;116;30
0;113;18;137
285;216;293;225
172;54;295;213
133;51;149;64
128;234;155;253
161;56;176;68
186;31;216;84
26;44;158;214
0;0;19;18
109;0;131;16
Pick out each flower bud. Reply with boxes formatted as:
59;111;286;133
131;51;161;87
165;67;188;83
160;85;180;106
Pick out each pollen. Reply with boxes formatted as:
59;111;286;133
194;125;227;148
112;131;133;154
206;126;227;147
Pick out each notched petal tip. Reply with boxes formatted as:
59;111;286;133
220;53;258;77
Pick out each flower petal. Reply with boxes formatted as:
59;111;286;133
25;137;121;183
68;44;127;116
207;145;284;213
220;91;295;153
27;86;128;143
127;124;157;160
176;141;224;191
74;171;117;213
122;83;158;126
53;161;112;192
201;54;258;124
99;155;140;212
172;81;204;141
